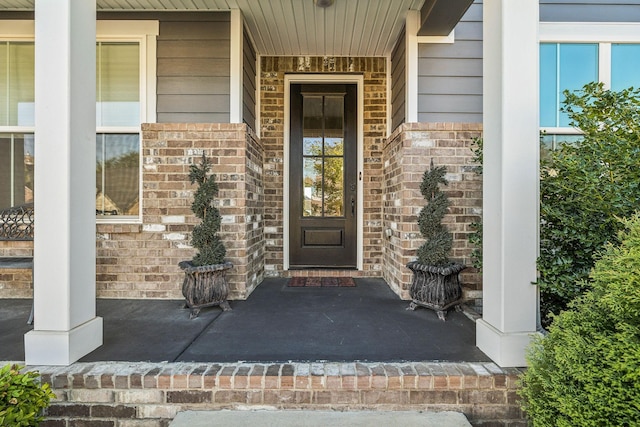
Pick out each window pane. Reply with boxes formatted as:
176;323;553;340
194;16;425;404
612;44;640;91
303;96;323;155
540;43;598;127
303;157;322;217
0;133;34;208
324;96;344;155
96;134;139;216
558;44;598;127
540;43;558;127
97;42;140;127
0;42;35;127
323;157;344;217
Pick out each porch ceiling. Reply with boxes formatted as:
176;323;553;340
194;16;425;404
2;0;433;56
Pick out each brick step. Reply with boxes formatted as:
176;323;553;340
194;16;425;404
33;361;526;426
170;410;472;426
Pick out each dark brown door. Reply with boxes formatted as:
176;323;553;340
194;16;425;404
289;84;357;268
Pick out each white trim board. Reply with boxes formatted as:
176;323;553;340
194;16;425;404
283;74;364;271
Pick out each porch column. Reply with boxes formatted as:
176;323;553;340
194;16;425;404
476;0;539;367
24;0;102;365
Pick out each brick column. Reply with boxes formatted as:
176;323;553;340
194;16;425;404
382;123;482;308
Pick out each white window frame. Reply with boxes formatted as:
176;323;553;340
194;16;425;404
0;20;158;223
539;22;640;137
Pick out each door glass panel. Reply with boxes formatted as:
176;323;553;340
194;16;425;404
324;96;344;155
301;93;346;218
323;157;344;216
303;96;323;155
303;157;322;217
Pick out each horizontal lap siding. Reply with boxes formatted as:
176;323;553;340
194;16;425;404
157;15;231;123
391;27;406;132
540;0;640;22
417;1;482;124
243;28;257;132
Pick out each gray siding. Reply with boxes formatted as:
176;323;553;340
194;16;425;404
540;0;640;22
243;28;257;132
417;1;482;123
157;15;231;123
98;12;231;124
391;26;406;132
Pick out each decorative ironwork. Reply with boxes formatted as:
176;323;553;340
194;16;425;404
0;203;34;241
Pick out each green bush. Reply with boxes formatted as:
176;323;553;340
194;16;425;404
538;82;640;322
519;213;640;427
188;154;226;266
0;364;55;426
468;138;483;271
416;161;453;266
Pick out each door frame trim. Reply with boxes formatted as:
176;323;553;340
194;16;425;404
283;74;364;271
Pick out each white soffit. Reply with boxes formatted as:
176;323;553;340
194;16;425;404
0;0;426;56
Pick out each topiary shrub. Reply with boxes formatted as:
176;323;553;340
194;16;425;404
538;82;640;323
0;364;55;427
519;213;640;427
188;154;226;266
416;160;453;266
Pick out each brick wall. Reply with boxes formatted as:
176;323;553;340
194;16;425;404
383;123;483;309
38;361;526;427
0;241;32;297
260;57;387;278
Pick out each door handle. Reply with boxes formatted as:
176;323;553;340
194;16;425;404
351;196;355;216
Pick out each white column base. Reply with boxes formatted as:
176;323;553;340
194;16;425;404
476;319;540;367
24;317;103;366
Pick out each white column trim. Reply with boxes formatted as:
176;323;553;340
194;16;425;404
230;9;244;123
478;0;539;367
405;10;419;123
26;0;102;366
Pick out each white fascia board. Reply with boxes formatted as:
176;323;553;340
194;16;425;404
230;9;243;124
540;22;640;42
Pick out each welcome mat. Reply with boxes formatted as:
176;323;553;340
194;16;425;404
288;277;356;287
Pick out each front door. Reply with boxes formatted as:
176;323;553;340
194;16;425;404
289;83;357;268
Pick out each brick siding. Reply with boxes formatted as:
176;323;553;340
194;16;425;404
383;123;483;310
260;57;387;278
37;361;526;427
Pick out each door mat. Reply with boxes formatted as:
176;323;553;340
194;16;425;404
288;277;356;287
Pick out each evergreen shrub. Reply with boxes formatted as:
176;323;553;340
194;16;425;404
188;154;226;266
538;82;640;321
416;161;453;266
519;213;640;427
0;364;55;427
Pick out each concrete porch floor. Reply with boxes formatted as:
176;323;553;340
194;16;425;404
0;278;490;363
0;279;529;426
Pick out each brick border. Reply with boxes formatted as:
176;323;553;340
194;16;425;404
33;361;525;427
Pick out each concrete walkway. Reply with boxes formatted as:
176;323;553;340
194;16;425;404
170;410;472;426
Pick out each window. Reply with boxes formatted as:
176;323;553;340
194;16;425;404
539;23;640;150
0;21;158;221
0;41;34;208
96;42;141;217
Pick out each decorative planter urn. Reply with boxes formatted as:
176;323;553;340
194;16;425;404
179;260;233;319
406;261;465;321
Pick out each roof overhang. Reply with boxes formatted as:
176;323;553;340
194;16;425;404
0;0;473;56
418;0;474;36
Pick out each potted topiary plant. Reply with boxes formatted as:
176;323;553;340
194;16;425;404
179;154;233;319
406;160;465;320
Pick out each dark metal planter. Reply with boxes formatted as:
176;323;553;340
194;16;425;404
178;261;233;319
406;261;466;321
